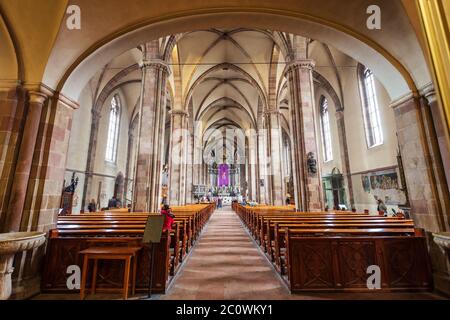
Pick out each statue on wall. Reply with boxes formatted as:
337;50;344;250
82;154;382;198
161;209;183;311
64;172;79;193
307;152;317;175
60;172;79;215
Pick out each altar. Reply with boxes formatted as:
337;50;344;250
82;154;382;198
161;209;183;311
200;162;243;204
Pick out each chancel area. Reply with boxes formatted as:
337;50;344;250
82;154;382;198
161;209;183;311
0;0;449;301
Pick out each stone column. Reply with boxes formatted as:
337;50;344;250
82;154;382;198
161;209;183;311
168;110;189;205
244;137;250;197
204;162;208;186
247;129;258;201
14;93;78;299
423;88;450;194
80;109;101;211
133;42;169;212
201;162;205;186
335;110;355;207
198;160;204;186
391;94;450;294
256;113;268;204
265;110;285;205
123;130;135;205
286;60;323;211
4;88;51;232
192;124;202;186
185;122;194;204
0;83;25;232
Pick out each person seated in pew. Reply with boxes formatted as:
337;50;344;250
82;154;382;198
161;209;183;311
285;193;291;205
248;200;258;207
107;196;119;209
87;199;97;212
161;204;175;231
377;198;388;216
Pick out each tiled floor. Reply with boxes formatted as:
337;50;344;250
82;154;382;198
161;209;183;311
33;208;445;300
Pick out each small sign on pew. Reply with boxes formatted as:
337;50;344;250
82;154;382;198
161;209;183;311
142;215;165;244
142;215;165;299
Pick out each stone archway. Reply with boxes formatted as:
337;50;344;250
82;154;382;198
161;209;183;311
52;10;422;103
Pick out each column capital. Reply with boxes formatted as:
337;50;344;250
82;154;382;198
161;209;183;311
28;91;50;105
0;80;22;93
389;91;418;110
24;83;54;105
419;83;437;105
169;109;189;117
286;59;315;71
139;59;171;75
264;109;282;115
54;92;79;110
335;109;345;119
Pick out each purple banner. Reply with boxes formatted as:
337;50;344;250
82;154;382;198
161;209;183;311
218;164;229;186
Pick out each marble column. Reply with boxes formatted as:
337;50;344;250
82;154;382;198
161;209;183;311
265;110;285;205
168;110;189;205
0;84;25;233
391;94;450;295
4;87;51;232
286;60;323;212
133;42;169;212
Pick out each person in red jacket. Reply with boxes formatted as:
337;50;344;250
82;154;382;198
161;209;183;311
161;204;175;231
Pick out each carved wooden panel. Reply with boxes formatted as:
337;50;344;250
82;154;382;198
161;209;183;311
383;238;432;289
286;236;432;292
337;240;376;288
41;236;170;293
289;239;334;289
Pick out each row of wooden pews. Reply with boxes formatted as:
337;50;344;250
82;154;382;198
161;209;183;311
41;203;215;294
233;202;433;293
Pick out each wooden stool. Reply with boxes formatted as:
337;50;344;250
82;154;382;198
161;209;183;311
79;246;141;300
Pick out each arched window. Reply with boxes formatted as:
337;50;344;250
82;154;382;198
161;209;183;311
359;65;383;148
320;96;333;162
105;95;120;162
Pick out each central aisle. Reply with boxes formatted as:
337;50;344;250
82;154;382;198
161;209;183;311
162;207;292;300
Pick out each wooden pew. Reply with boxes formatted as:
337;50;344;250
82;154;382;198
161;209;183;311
272;225;418;274
233;203;433;293
284;228;433;292
260;218;412;251
42;203;215;295
263;219;415;261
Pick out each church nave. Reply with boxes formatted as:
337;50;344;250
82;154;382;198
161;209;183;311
162;208;291;300
0;1;449;303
